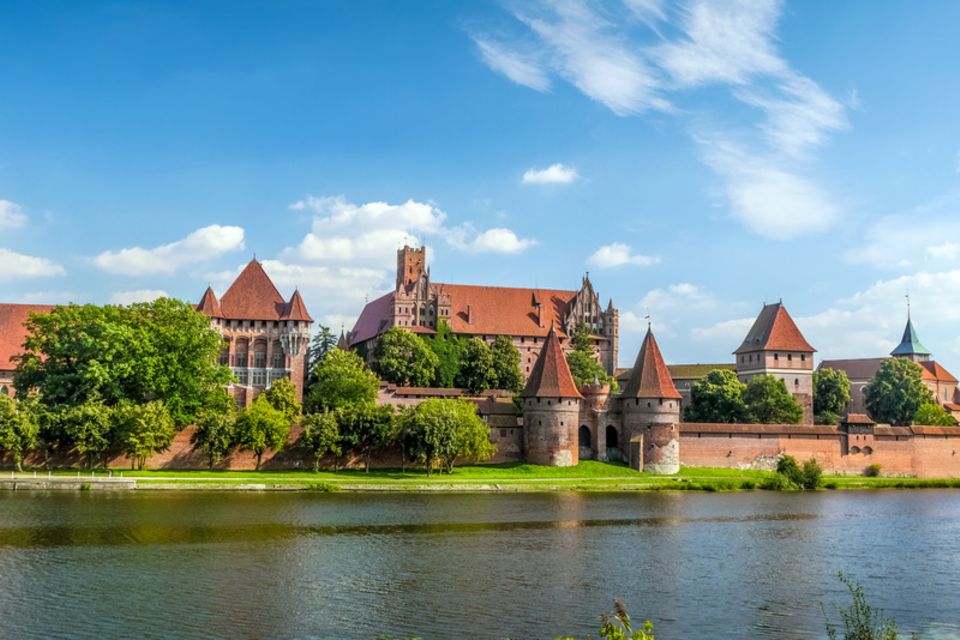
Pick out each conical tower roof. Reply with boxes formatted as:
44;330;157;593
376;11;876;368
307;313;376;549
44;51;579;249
282;289;313;322
522;324;582;399
734;302;815;354
623;327;682;399
891;314;931;357
219;259;287;320
196;286;222;318
337;329;349;350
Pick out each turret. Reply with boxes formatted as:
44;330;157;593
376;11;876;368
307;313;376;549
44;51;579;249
621;326;682;474
890;308;931;363
522;323;582;466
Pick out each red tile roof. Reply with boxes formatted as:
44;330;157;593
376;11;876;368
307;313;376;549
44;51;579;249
735;302;815;354
522;324;582;399
844;413;875;425
196;286;222;318
208;260;312;322
622;328;682;399
919;360;958;384
0;304;55;371
349;282;580;345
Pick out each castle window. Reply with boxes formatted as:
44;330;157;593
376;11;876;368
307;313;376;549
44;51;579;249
801;354;806;362
795;378;799;386
774;353;780;361
647;402;651;408
787;354;793;362
252;370;267;386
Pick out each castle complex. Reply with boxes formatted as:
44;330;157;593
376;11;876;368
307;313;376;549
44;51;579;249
349;246;619;379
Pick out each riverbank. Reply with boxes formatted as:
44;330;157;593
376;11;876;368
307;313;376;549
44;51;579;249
3;461;960;492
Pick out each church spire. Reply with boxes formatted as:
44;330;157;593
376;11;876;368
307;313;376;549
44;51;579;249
891;302;931;361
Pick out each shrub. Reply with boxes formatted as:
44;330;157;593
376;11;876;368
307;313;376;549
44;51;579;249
823;572;911;640
864;464;882;478
740;479;757;491
802;458;824;490
773;455;822;490
777;454;804;485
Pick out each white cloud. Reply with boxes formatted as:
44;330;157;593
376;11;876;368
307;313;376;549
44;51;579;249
9;290;79;304
692;316;754;346
473;38;551;92
110;289;169;305
94;225;245;276
0;248;65;281
522;163;580;184
453;227;537;254
587;242;659;268
700;137;838;239
641;282;716;312
0;200;28;229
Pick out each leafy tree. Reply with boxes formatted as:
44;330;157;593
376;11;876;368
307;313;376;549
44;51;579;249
374;327;438;387
191;389;237;469
743;375;804;424
56;399;114;469
456;338;495;394
774;455;823;491
235;395;290;470
401;398;495;475
863;358;934;426
262;377;301;423
684;369;748;423
305;348;380;413
113;401;176;470
307;325;338;372
489;336;523;392
335;402;394;472
914;402;957;426
0;394;39;471
301;411;342;471
814;368;851;422
13;300;231;427
565;324;617;390
425;321;463;388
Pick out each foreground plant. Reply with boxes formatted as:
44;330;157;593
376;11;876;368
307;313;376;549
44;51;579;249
556;599;654;640
823;572;917;640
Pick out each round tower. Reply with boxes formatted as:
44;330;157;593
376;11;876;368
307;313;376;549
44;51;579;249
522;324;583;467
621;326;682;474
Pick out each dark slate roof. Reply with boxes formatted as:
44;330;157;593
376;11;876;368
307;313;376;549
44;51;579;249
734;302;815;354
818;358;887;382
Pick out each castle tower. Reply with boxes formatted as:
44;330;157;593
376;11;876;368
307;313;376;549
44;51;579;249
735;302;815;423
522;323;582;466
396;245;426;292
890;309;931;363
621;326;682;474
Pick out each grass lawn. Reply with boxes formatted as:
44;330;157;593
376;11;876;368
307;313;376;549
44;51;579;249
26;461;960;491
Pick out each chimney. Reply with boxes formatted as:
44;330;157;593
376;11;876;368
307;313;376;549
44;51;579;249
467;304;473;325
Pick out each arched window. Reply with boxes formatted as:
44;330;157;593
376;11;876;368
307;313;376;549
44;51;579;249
606;425;619;449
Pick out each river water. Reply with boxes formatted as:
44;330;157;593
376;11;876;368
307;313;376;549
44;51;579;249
0;490;958;639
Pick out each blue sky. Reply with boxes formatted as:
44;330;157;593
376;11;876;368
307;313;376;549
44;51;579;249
2;0;960;372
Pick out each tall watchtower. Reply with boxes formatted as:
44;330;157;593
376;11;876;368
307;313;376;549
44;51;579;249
621;326;682;474
522;324;582;466
396;245;426;292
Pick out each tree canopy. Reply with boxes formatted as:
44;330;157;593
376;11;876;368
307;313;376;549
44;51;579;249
113;401;176;470
814;368;851;424
425;321;463;388
235;395;290;469
565;324;617;390
684;369;748;423
0;394;39;471
301;411;342;471
13;299;231;426
374;327;438;387
456;337;495;394
489;336;523;393
864;358;934;426
400;398;495;474
262;377;301;423
305;348;380;413
743;375;804;424
335;402;395;471
914;402;958;427
191;389;237;469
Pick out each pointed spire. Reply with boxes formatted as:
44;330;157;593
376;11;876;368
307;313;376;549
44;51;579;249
219;260;286;320
337;328;349;351
282;289;313;322
522;323;582;399
891;308;931;358
196;286;222;318
622;327;681;399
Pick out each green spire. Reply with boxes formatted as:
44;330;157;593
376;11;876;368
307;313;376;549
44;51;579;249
890;313;931;357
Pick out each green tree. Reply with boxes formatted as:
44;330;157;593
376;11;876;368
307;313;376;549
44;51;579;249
0;395;39;471
374;327;438;387
489;336;523;392
425;320;463;388
401;398;495;475
565;324;617;390
335;402;394;472
456;338;495;394
301;411;342;471
13;300;231;427
308;325;338;370
305;348;380;413
235;395;290;470
56;399;114;469
743;375;804;424
914;402;957;426
684;369;748;423
262;377;301;423
113;401;176;470
191;389;237;469
863;358;934;426
814;368;851;424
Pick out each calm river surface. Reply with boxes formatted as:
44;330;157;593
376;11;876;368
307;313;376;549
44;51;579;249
0;490;959;639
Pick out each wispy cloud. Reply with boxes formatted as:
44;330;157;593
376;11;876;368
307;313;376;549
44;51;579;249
522;163;580;184
0;248;65;280
110;289;169;305
0;199;28;230
94;225;245;276
473;38;551;91
587;242;659;268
